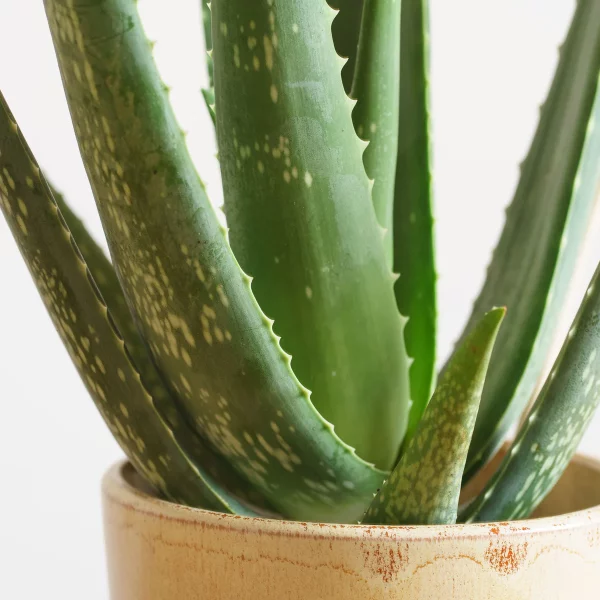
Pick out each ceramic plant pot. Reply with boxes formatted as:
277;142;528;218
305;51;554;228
102;451;600;600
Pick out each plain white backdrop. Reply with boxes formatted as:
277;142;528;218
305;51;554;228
1;1;599;598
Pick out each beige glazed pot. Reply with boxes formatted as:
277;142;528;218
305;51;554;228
102;451;600;600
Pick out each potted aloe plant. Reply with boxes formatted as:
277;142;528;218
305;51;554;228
2;0;600;597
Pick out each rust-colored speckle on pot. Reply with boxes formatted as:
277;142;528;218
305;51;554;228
484;540;528;575
102;452;600;599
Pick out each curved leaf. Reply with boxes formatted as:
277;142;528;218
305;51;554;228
450;0;600;481
393;0;436;445
212;0;410;470
363;308;504;525
51;186;272;510
44;0;386;523
462;263;600;523
0;91;253;514
351;0;401;263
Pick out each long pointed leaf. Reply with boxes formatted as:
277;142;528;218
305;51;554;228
351;0;401;262
0;92;253;515
462;263;600;523
45;0;386;522
452;1;600;481
51;186;272;509
394;0;436;445
212;0;410;470
363;307;505;525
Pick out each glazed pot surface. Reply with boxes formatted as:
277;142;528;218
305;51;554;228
102;452;600;599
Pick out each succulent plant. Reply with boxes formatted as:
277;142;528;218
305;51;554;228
1;0;600;526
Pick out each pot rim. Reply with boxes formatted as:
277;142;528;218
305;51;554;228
102;454;600;542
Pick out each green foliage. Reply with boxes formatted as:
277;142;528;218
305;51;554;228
393;0;436;445
1;0;599;526
0;93;254;515
462;263;600;522
351;0;401;263
212;0;410;470
329;0;365;93
453;0;600;483
364;308;504;525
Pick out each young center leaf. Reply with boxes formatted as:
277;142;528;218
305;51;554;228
363;307;505;525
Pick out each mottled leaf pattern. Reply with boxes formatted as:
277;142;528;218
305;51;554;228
0;92;254;515
351;0;401;263
44;0;386;523
0;0;593;527
453;0;600;481
462;264;600;522
363;308;505;525
212;0;410;470
51;186;274;510
393;0;436;446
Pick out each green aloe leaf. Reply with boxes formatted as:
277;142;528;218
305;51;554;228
394;0;436;446
462;263;600;523
351;0;401;263
201;0;213;86
363;307;505;525
51;186;272;510
201;87;216;126
200;0;215;125
0;92;254;515
45;0;386;523
212;0;410;470
452;0;600;481
329;0;365;94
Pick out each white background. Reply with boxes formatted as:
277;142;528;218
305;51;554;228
1;1;599;598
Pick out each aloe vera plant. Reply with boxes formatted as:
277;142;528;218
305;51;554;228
1;0;599;526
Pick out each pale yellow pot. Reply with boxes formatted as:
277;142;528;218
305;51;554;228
102;452;600;599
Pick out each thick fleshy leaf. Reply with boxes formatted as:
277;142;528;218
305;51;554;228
363;308;505;525
212;0;410;470
462;264;600;523
393;0;436;445
45;0;386;523
0;92;254;515
450;0;600;481
51;186;273;510
351;0;401;262
329;0;365;94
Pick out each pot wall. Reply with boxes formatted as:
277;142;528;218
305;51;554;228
102;453;600;599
